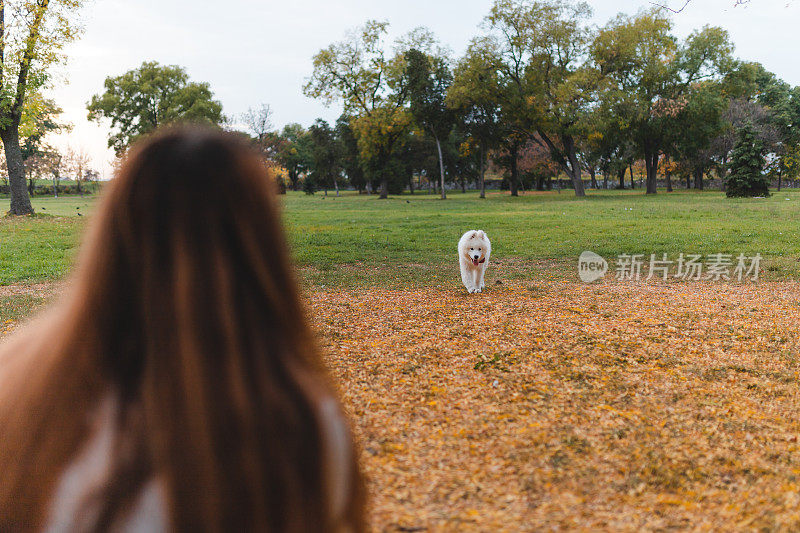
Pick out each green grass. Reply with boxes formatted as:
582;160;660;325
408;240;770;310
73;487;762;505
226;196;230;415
283;189;800;285
0;293;51;322
2;189;799;287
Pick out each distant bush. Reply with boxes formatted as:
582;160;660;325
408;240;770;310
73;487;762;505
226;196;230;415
302;176;316;195
726;123;770;198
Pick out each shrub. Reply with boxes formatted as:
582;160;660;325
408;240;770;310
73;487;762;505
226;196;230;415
726;123;769;198
302;176;316;195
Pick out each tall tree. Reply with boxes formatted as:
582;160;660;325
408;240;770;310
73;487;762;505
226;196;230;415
593;10;733;193
88;61;224;154
65;146;90;197
448;38;503;198
304;21;412;198
334;115;366;192
274;123;312;191
2;0;86;214
707;97;779;184
18;94;68;197
671;81;728;190
19;94;67;159
484;0;598;197
308;119;340;196
726;122;769;197
241;103;273;144
404;48;455;199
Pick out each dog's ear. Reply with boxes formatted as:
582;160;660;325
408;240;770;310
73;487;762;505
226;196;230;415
477;230;485;238
470;231;478;239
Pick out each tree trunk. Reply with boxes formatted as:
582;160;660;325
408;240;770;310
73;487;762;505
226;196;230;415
509;143;519;197
589;167;598;189
665;157;673;193
378;177;388;199
53;175;58;198
617;167;626;189
408;173;415;194
644;150;658;195
3;127;34;215
479;145;486;199
568;157;585;197
561;136;585;197
78;179;83;198
693;167;703;190
436;137;446;200
629;164;635;189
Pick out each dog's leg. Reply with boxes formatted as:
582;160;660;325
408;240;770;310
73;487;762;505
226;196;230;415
478;265;486;290
472;268;482;293
460;260;474;293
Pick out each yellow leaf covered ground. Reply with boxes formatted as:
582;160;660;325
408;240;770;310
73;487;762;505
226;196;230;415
310;281;800;531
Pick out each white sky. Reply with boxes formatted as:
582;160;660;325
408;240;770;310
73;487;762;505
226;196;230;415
46;0;800;177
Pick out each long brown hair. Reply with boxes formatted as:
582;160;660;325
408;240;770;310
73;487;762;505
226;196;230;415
0;126;365;531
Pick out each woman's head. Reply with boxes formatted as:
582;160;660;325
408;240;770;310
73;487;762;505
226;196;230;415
83;126;309;394
0;126;364;531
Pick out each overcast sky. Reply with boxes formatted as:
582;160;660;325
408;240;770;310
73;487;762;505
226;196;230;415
47;0;800;176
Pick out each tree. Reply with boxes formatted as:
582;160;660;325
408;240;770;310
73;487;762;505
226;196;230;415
726;122;769;197
17;94;68;196
483;0;599;197
404;48;455;199
44;148;64;197
708;98;778;183
274;123;312;191
448;39;504;198
2;0;86;214
240;103;290;173
304;21;412;198
241;103;273;143
20;94;68;159
755;76;800;191
334;115;366;192
593;10;733;194
308;119;340;196
671;81;728;190
351;106;412;196
65;147;90;197
88;61;224;154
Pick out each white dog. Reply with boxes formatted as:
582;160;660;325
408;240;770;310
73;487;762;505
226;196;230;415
458;230;491;293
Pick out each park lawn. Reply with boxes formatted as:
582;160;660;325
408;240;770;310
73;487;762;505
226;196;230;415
2;189;800;286
285;188;800;286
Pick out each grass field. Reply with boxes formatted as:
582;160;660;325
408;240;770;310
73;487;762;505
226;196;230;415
3;190;800;530
2;189;800;286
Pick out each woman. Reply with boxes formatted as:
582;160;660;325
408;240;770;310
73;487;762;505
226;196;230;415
0;126;365;531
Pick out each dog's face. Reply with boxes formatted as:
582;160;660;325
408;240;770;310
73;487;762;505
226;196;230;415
463;232;488;266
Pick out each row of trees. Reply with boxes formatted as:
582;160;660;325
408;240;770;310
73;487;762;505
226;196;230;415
290;0;799;198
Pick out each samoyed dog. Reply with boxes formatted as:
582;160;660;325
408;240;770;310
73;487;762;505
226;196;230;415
458;230;491;293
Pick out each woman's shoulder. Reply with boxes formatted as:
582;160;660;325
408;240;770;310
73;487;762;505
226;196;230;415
45;395;169;533
318;396;355;522
47;393;354;531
